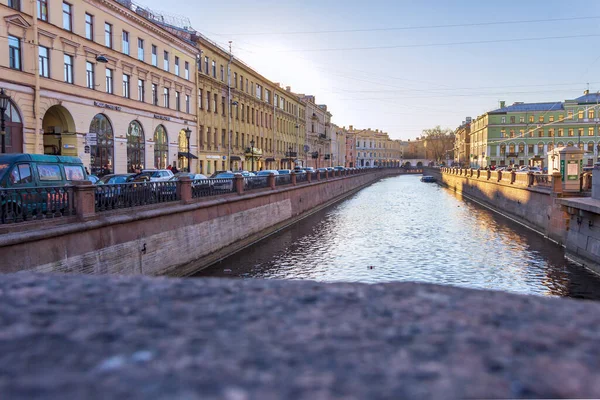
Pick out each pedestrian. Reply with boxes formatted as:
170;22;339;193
167;164;172;171
172;165;179;174
85;167;90;175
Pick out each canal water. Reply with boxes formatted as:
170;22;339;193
196;174;600;300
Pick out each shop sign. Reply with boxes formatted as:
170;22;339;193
567;160;579;181
84;145;90;154
154;114;171;121
86;133;97;146
206;155;221;159
94;101;121;111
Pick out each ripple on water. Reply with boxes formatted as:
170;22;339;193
197;175;600;300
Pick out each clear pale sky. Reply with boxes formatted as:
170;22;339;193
143;0;600;140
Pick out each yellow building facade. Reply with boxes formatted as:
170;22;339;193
0;0;198;175
348;126;402;167
194;36;305;174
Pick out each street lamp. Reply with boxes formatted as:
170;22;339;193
184;127;192;172
231;100;238;170
288;146;293;169
0;89;11;154
250;139;255;172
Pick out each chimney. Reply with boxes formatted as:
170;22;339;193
286;86;291;92
499;101;506;108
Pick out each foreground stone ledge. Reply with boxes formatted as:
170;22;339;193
1;274;600;399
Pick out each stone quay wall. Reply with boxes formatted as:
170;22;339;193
424;167;569;245
0;169;408;277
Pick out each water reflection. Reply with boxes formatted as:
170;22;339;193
196;175;600;300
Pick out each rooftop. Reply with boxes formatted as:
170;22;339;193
490;102;564;114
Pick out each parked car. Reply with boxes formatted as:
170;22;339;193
211;172;236;191
97;174;134;185
257;170;279;176
277;169;291;175
88;174;100;184
303;167;315;173
317;168;328;173
139;169;174;182
0;153;88;222
170;172;210;190
210;170;231;178
334;166;346;172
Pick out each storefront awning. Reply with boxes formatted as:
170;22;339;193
265;157;276;162
178;151;198;159
230;156;242;161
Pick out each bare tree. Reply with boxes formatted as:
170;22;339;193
422;126;455;162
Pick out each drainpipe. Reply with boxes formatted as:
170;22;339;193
33;0;41;154
227;42;232;170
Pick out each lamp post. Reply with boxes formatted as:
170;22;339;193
184;127;192;172
250;139;255;172
0;88;10;154
288;146;293;169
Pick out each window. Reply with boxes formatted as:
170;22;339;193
568;128;574;137
86;61;95;89
213;93;217;114
240;75;244;89
9;164;32;185
589;109;595;119
589;127;595;136
175;91;180;111
578;128;584;137
537;128;544;137
234;72;238;88
163;87;169;108
519;116;524;123
501;116;506;124
63;54;73;84
37;164;62;181
509;130;515;138
122;74;130;98
500;129;506;138
39;46;49;77
568;111;573;119
204;56;209;74
105;23;113;48
184;61;189;80
518;143;524;153
134;39;144;61
199;89;203;109
38;0;48;21
64;165;85;181
185;94;190;113
85;13;93;40
212;60;216;78
8;0;20;11
558;128;564;137
578;110;584;120
220;65;224;81
151;45;157;66
528;115;534;123
122;31;129;55
549;115;554;122
538;115;544;123
549;128;554;137
9;36;21;70
137;79;144;102
163;51;169;71
538;143;544;154
510;116;515;123
175;56;180;76
221;96;225;116
62;2;72;31
206;91;211;111
105;68;113;94
528;144;534;154
152;83;158;105
256;84;262;100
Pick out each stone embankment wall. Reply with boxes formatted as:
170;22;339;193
423;167;569;244
0;170;402;276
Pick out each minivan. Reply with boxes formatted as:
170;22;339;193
0;154;88;222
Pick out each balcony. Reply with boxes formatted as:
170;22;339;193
285;151;298;158
319;134;328;140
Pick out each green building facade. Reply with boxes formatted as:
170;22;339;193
469;91;600;168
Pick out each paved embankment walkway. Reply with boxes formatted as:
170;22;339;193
1;274;600;399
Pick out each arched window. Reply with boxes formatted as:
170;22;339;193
537;142;544;154
567;141;574;147
547;142;554;152
2;99;23;153
127;121;144;173
89;114;113;176
518;143;525;153
500;144;506;154
587;142;594;152
153;125;168;169
508;143;515;154
177;130;189;171
557;142;564;147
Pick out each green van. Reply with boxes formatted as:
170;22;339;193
0;154;88;222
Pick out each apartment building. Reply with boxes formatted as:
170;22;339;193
348;126;402;167
0;0;198;175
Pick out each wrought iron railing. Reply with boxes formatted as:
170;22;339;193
244;176;269;190
0;186;75;224
203;178;236;195
295;173;308;183
533;174;552;188
95;181;178;212
276;175;292;186
190;179;225;198
319;171;327;179
311;172;318;180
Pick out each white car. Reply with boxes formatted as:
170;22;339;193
140;169;174;182
256;170;279;176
